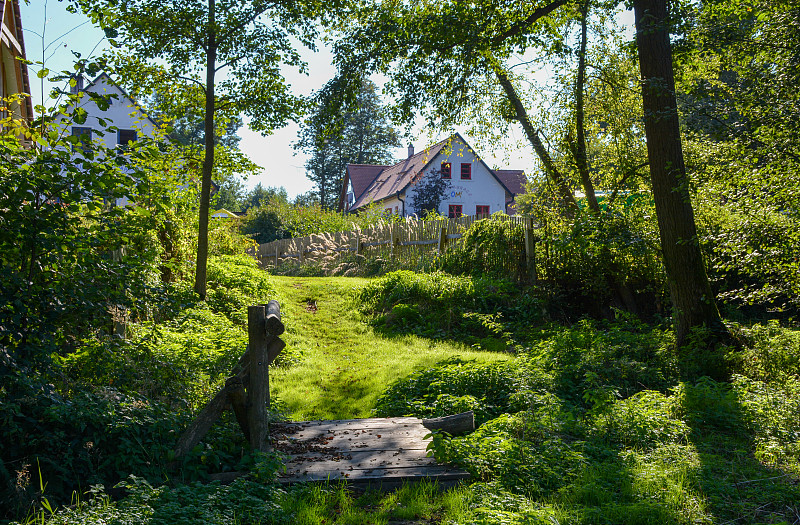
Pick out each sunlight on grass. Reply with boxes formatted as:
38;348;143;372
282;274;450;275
268;276;511;421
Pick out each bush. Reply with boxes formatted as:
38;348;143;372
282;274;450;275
357;269;545;344
373;358;520;425
440;215;527;280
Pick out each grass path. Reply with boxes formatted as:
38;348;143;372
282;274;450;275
268;275;510;421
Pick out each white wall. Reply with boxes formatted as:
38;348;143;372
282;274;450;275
68;74;158;149
405;136;507;217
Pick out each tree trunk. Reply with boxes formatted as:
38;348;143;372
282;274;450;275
194;0;217;300
633;0;727;349
573;1;600;213
486;54;579;215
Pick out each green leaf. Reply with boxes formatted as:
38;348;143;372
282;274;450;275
37;68;50;79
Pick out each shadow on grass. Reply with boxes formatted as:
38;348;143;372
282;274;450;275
678;379;800;524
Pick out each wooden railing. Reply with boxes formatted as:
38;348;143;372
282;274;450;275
174;301;285;460
246;215;538;279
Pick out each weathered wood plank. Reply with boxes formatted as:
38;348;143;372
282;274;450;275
275;435;431;452
275;417;424;431
422;411;475;435
286;450;437;470
282;466;470;483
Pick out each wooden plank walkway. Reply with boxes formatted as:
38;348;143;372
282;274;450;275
271;417;471;488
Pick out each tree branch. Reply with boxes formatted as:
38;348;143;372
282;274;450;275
489;0;570;46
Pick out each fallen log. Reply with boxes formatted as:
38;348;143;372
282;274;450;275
422;411;475;436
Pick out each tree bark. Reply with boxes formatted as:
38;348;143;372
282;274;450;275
194;0;217;299
573;1;600;213
633;0;726;348
487;54;579;215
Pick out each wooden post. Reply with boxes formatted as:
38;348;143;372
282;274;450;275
437;226;447;254
247;305;270;452
226;377;249;442
264;299;284;336
298;240;305;264
392;224;400;259
524;218;537;282
274;244;279;267
355;231;363;256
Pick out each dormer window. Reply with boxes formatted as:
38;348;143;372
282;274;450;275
441;162;451;179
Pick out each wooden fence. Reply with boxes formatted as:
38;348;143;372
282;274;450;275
247;215;538;280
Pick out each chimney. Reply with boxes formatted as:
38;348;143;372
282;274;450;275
407;143;414;158
71;74;85;95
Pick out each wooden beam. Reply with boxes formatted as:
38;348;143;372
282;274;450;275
248;305;270;452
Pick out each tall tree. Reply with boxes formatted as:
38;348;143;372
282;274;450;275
78;0;330;299
296;78;400;209
633;0;727;349
333;0;587;213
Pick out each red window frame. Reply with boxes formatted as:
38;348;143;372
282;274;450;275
448;204;463;218
441;162;451;179
460;163;471;180
476;205;490;218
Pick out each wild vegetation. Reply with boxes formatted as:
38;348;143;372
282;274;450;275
3;0;800;523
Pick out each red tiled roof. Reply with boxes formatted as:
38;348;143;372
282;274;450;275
350;138;453;210
493;170;527;196
347;164;388;203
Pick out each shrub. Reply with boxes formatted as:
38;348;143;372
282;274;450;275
698;200;800;319
525;317;678;404
440;215;527;280
206;255;276;325
373;358;520;425
357;269;544;344
432;413;588;497
588;390;690;451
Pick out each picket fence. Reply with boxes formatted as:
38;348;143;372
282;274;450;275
246;215;538;280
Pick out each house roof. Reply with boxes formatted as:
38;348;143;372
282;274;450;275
82;72;160;130
349;136;457;210
347;164;388;202
494;170;527;197
343;133;525;213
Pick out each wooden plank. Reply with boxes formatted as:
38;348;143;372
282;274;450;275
275;435;430;452
286;450;438;469
282;466;470;483
273;417;424;431
274;425;430;441
402;239;439;246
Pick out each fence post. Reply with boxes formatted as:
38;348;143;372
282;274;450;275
247;305;269;452
437;225;447;254
392;223;400;259
298;239;305;264
524;218;537;282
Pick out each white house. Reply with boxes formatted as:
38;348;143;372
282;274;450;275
339;134;527;218
64;72;160;153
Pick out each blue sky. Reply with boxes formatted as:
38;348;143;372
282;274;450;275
19;1;554;198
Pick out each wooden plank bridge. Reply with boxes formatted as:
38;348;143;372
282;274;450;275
174;302;473;488
272;417;470;488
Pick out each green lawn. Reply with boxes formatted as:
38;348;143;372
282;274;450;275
267;276;511;421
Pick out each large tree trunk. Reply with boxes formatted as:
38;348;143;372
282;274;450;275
633;0;726;349
572;0;600;213
195;0;217;299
